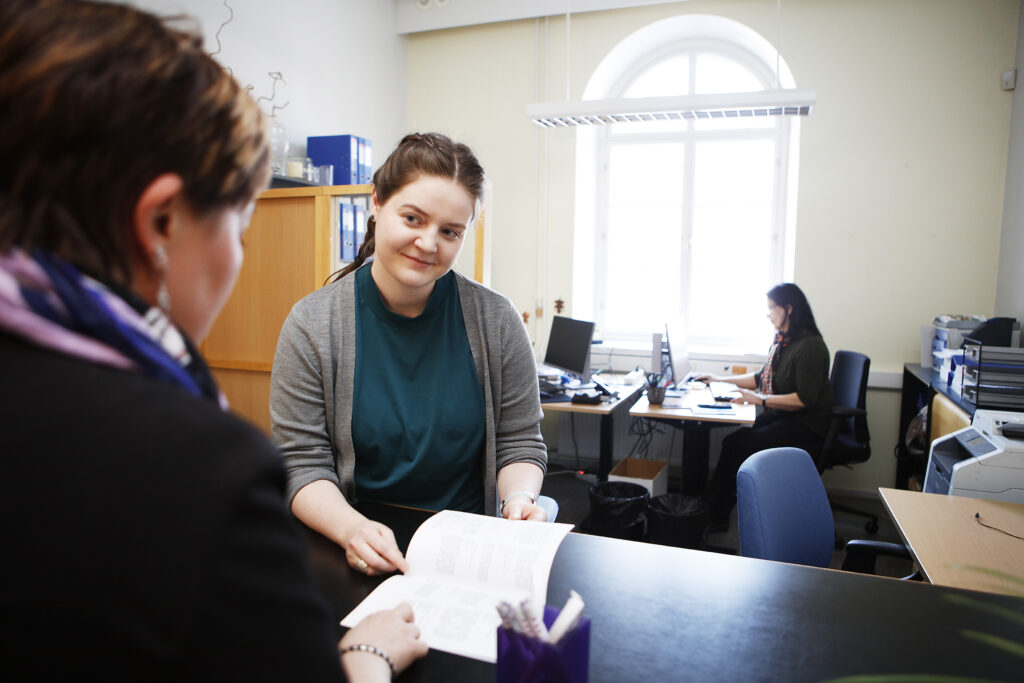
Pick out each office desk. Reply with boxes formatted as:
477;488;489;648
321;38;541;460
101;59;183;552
542;383;643;480
879;487;1024;596
311;502;1024;682
629;389;755;494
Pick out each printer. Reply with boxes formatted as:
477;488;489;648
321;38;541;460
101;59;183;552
923;409;1024;502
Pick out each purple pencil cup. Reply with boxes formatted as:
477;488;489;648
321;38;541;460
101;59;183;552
497;604;591;683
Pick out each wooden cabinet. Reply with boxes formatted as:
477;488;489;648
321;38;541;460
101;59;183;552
201;185;370;434
202;183;491;434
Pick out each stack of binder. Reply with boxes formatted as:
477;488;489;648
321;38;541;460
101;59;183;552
962;342;1024;409
307;134;373;186
329;195;371;276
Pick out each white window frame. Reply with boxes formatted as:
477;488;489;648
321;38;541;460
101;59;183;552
573;15;801;356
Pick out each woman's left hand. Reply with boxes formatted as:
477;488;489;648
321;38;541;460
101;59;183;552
502;498;548;522
731;388;761;405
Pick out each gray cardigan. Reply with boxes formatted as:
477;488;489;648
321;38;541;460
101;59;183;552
269;266;547;516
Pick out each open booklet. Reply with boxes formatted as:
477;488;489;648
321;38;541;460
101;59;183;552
341;510;574;663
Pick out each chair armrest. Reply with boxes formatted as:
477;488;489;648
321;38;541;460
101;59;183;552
841;539;914;575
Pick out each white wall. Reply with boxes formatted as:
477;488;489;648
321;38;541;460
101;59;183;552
120;0;408;159
407;0;1020;492
997;5;1024;322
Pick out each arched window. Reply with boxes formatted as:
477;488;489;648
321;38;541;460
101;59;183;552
573;15;801;354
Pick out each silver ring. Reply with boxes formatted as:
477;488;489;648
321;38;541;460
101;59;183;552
355;558;369;573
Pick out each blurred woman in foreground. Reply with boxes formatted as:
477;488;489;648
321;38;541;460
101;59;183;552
0;1;424;680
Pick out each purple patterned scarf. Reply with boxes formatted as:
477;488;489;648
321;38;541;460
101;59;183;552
0;248;226;408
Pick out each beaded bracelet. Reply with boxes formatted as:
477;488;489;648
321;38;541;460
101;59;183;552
338;643;397;677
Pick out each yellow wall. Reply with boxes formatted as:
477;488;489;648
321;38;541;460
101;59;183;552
408;0;1019;491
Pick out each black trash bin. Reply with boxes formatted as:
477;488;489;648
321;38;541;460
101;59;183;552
646;493;709;549
586;481;650;541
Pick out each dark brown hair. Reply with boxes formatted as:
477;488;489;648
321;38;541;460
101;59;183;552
328;132;485;283
767;282;821;339
0;0;270;284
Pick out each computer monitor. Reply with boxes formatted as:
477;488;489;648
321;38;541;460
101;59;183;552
661;322;691;389
544;316;595;381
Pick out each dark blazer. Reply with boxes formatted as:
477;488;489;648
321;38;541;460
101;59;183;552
0;333;343;681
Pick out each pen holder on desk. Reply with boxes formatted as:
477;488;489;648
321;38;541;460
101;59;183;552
497;606;590;683
646;383;666;405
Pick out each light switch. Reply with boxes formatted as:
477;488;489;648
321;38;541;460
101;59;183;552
1001;69;1017;91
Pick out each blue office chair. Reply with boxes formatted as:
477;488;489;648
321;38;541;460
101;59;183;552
537;495;559;523
736;447;914;574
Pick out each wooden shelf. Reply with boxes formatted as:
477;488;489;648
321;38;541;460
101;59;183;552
201;184;371;433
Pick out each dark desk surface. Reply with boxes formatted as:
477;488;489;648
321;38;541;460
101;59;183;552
309;502;1024;682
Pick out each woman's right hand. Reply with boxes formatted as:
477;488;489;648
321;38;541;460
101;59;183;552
343;516;410;575
339;603;428;681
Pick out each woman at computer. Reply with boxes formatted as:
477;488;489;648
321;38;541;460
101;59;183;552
1;2;425;680
270;133;548;576
695;283;832;530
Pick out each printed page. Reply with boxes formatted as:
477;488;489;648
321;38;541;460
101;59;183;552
405;510;573;608
340;511;573;662
341;574;515;661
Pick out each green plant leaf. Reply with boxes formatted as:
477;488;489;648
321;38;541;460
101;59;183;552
960;629;1024;658
944;593;1024;627
952;564;1024;596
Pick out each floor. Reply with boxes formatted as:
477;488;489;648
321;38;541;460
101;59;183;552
541;463;916;577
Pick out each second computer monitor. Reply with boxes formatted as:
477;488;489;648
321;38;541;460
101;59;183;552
544;316;595;380
660;322;691;389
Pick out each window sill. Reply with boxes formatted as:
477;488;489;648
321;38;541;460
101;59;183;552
588;340;766;374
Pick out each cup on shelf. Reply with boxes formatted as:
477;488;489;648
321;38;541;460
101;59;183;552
317;164;334;186
285;156;307;179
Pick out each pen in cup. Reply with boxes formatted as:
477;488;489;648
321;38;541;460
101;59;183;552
496;601;518;632
546;591;585;644
519;599;549;640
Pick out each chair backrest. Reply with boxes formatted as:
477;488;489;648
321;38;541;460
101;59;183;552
736;447;835;567
830;350;870;440
537;495;559;523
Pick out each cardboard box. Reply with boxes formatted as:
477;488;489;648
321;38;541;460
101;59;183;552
608;458;667;498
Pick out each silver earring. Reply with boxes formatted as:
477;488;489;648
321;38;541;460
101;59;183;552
153;246;171;311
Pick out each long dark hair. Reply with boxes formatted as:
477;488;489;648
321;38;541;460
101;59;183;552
767;283;821;339
326;132;485;284
0;0;269;285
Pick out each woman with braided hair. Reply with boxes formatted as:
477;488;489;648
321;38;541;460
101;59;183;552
271;133;548;576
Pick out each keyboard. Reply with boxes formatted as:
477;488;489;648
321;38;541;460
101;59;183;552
536;363;563;377
708;381;741;401
539;379;565;394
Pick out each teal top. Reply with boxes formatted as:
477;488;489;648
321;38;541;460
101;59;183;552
351;266;485;513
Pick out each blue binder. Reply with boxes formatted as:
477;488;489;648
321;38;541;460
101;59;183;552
357;137;372;184
353;204;367;257
307;135;359;185
340;203;355;262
